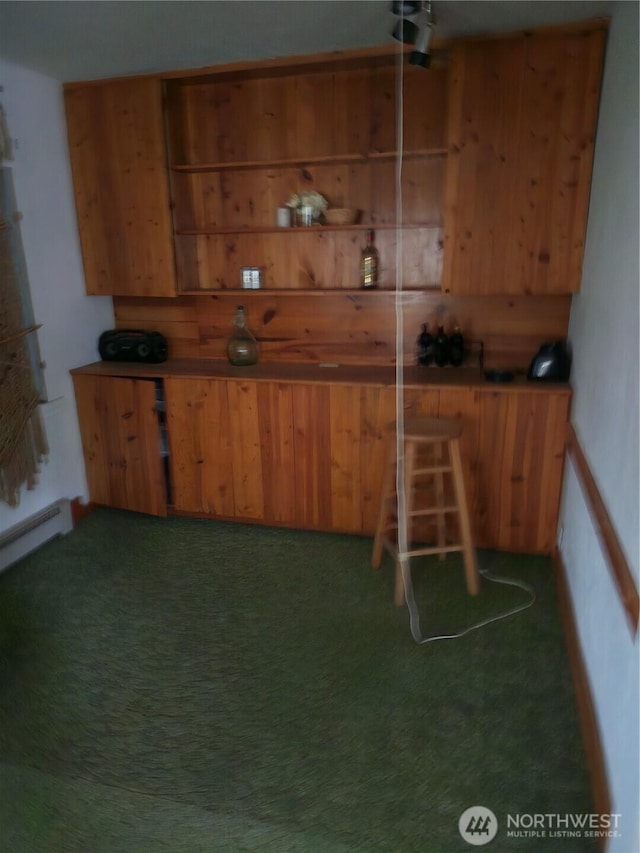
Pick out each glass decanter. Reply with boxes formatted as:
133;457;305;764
227;305;259;366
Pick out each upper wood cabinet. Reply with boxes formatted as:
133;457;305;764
63;26;606;299
65;78;177;297
442;26;605;295
164;55;448;291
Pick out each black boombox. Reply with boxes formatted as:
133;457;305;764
99;329;169;364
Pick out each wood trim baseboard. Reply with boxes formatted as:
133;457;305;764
70;497;95;526
566;423;639;635
553;547;611;851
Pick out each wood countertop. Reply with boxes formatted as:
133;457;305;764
71;359;571;394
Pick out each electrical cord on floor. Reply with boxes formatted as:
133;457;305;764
400;560;537;646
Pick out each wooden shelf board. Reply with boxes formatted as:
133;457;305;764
175;222;442;236
170;149;448;173
178;287;442;296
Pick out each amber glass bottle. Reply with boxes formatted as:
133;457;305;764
360;230;379;288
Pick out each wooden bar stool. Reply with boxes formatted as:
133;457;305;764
372;416;480;606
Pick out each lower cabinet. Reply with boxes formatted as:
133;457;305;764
72;374;168;516
164;378;396;534
439;388;570;554
73;371;570;553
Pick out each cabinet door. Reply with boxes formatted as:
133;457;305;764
292;384;397;535
480;390;569;553
255;382;297;525
443;29;604;295
439;389;569;553
166;378;295;523
73;374;167;516
291;384;333;530
166;377;396;535
164;377;236;516
65;78;177;297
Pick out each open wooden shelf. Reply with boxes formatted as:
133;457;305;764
165;51;449;294
178;286;441;296
170;148;448;174
175;222;443;236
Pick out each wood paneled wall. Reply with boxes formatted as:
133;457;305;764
166;62;447;165
114;291;571;370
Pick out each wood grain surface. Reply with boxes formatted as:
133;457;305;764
113;290;571;370
65;78;177;297
72;374;167;516
443;28;605;295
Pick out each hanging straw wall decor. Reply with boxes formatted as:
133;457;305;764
0;214;47;506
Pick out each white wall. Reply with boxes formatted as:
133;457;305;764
0;59;113;534
559;2;639;851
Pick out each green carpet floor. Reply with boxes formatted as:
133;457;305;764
0;508;594;852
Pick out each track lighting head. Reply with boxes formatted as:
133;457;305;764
391;1;421;15
392;17;419;44
390;0;435;68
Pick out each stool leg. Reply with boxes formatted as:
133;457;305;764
395;556;410;608
449;437;480;595
395;438;416;606
434;440;447;560
372;436;396;569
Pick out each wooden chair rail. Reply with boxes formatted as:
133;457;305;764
553;548;611;852
566;423;639;635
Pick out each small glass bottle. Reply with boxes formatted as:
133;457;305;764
360;229;379;288
434;325;449;367
227;305;259;366
417;323;434;366
449;325;465;367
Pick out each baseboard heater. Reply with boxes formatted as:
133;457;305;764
0;499;73;573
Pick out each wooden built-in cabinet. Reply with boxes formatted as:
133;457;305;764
67;26;598;562
63;23;606;300
64;79;177;297
165;57;448;291
165;377;397;533
71;365;570;555
72;374;168;516
443;27;605;295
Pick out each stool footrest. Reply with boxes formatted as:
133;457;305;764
413;465;453;475
401;543;464;558
409;506;458;517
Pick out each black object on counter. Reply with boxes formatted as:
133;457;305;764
527;341;571;382
484;369;515;383
434;326;449;367
449;326;465;366
417;324;434;366
99;329;168;363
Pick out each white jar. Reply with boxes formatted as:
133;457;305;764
276;207;291;227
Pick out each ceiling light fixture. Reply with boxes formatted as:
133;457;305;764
391;0;436;68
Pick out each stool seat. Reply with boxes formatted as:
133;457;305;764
372;415;480;605
402;416;464;441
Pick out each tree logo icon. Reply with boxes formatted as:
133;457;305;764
458;806;498;846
